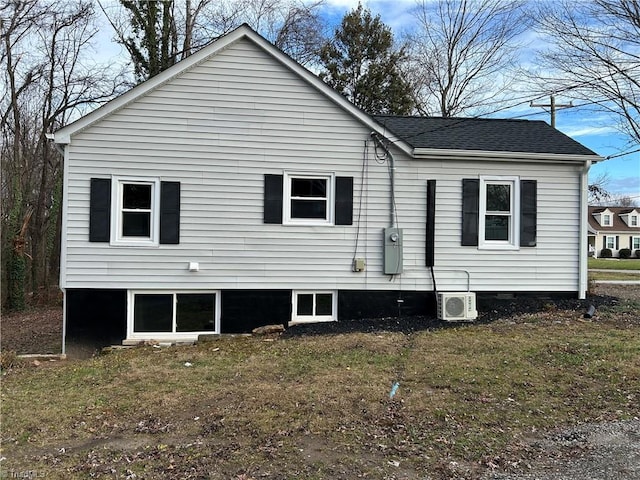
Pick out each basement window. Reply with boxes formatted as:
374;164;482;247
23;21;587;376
291;291;336;324
128;291;219;338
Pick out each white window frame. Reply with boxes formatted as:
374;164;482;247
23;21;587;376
478;176;520;250
602;214;612;226
605;235;616;249
291;290;337;324
633;236;640;250
127;290;221;340
283;172;334;225
631;216;638;227
111;177;160;246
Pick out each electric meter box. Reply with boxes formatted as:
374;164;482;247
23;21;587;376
383;227;403;274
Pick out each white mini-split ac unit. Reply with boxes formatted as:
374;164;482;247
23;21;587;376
437;292;478;321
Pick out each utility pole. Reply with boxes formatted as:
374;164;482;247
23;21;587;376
530;95;572;128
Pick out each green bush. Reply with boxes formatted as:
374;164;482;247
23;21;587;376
619;248;631;259
636;249;640;259
600;248;613;258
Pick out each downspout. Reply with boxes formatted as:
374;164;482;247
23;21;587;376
579;159;592;300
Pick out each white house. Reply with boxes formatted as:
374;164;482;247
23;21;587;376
52;25;602;346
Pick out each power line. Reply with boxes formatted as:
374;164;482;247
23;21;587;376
529;95;573;128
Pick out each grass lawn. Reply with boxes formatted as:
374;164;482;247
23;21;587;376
2;297;639;480
589;257;640;270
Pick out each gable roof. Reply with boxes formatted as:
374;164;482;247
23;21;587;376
53;24;601;164
53;24;413;154
373;115;599;157
588;206;640;232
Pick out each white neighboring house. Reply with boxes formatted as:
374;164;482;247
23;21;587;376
588;206;640;258
51;25;602;346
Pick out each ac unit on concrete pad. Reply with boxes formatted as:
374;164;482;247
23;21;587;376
437;292;478;321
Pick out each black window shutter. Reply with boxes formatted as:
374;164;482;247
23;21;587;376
426;180;436;266
520;180;537;247
616;236;619;250
461;179;479;246
264;174;283;224
160;181;180;244
335;176;353;225
89;178;111;242
603;236;606;249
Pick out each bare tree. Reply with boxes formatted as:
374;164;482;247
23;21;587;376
406;0;530;117
1;0;125;310
531;0;640;143
609;195;639;208
100;0;327;82
588;172;611;205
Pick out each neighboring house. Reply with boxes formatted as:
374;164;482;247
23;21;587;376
51;25;602;346
588;206;640;258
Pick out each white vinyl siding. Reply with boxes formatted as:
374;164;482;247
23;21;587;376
61;37;584;295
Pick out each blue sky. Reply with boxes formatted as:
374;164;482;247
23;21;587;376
323;0;640;202
94;0;640;202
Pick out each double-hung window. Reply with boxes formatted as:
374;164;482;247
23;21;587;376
605;236;616;249
603;214;612;226
633;237;640;250
90;177;180;245
478;176;520;249
631;216;638;227
112;178;160;245
284;173;334;225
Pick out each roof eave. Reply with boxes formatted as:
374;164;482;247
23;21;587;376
412;148;604;164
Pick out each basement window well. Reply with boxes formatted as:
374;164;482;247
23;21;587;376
291;291;336;324
128;291;220;339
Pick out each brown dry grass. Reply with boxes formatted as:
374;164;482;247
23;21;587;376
2;292;639;479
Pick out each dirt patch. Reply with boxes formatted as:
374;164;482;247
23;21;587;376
1;306;62;355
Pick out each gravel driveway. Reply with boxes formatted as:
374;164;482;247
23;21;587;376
483;420;640;480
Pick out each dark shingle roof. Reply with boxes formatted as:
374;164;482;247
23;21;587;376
372;115;598;156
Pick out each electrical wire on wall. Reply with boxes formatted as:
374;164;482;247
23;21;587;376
371;133;398;229
371;132;405;319
352;139;369;260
